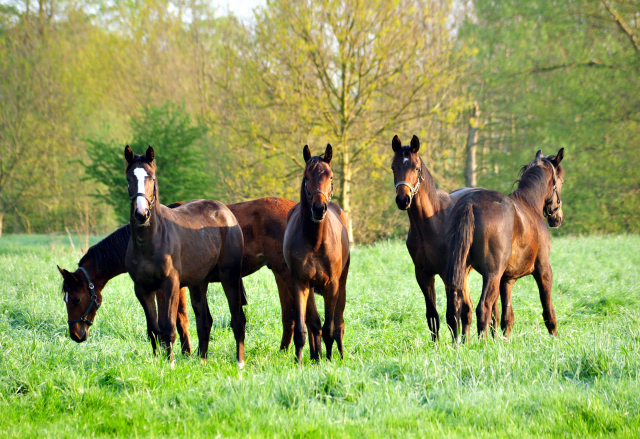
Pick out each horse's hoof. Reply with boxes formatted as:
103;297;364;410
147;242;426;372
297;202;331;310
200;358;207;365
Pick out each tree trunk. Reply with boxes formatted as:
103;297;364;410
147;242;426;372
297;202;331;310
465;102;480;187
0;212;3;238
341;149;354;244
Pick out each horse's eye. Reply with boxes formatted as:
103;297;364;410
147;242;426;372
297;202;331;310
73;298;81;306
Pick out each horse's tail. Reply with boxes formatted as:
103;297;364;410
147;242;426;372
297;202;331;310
445;203;475;294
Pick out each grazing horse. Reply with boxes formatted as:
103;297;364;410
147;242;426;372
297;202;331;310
391;135;498;341
58;197;306;352
124;145;246;365
283;144;350;362
444;149;565;339
57;205;191;354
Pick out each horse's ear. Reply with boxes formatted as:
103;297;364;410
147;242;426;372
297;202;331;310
124;145;134;163
146;146;155;163
324;144;332;164
553;148;564;166
57;265;76;282
410;135;420;153
303;145;311;163
392;135;402;153
535;150;543;161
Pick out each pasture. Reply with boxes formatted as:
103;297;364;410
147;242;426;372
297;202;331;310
0;234;639;437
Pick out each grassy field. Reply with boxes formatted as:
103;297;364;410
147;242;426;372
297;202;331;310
0;234;639;438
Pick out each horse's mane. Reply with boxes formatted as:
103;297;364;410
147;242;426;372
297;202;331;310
78;224;130;277
511;153;564;206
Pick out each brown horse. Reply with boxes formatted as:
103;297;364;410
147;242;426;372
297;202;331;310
124;145;246;365
444;149;565;339
57;205;192;355
283;144;350;362
58;197;306;353
391;135;499;341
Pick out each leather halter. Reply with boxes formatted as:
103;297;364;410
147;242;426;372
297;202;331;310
541;158;562;217
304;180;333;203
129;178;157;207
394;159;425;200
67;266;101;327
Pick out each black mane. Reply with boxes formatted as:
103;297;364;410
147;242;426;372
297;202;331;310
512;154;564;206
78;224;130;278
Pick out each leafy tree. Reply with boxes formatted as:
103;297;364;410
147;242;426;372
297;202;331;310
86;103;208;223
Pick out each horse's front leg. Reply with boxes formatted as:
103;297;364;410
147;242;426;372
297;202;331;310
499;278;515;338
134;285;161;355
188;282;212;360
159;273;181;364
220;273;247;367
415;268;440;341
305;291;322;361
532;261;557;336
321;281;340;361
292;282;310;364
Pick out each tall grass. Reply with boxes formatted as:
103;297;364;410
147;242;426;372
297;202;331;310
0;235;639;437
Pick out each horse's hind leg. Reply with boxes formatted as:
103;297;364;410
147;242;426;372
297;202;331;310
176;287;192;355
476;273;501;338
220;273;247;366
159;274;181;363
461;267;474;342
500;278;515;338
332;256;350;359
532;261;557;336
305;292;322;361
274;272;295;351
415;269;439;341
189;283;212;360
321;282;340;361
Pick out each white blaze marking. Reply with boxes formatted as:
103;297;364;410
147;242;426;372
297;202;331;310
64;292;68;303
403;158;409;163
133;168;149;212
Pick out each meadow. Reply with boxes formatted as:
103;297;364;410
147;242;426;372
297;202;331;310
0;234;639;438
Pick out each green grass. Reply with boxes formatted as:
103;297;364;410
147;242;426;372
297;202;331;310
0;234;639;437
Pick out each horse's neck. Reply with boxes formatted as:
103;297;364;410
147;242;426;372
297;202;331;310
130;207;160;250
300;204;330;249
511;185;546;217
78;260;115;291
407;167;442;227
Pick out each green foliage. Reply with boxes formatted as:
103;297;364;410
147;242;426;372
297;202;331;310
85;103;208;223
1;235;640;436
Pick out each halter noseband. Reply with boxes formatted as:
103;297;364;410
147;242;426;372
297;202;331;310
394;159;424;200
67;266;101;327
129;178;157;207
304;180;333;203
542;158;562;217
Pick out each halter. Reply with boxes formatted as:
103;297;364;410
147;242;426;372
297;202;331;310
304;180;333;203
67;266;101;327
129;178;157;207
541;158;562;217
394;160;424;200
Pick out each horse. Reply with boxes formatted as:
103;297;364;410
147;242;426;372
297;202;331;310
391;135;498;341
58;197;308;353
124;145;246;365
57;203;191;355
444;149;565;339
283;144;350;363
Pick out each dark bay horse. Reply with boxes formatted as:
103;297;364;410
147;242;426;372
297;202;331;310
58;197;307;352
283;144;350;362
124;146;246;365
391;135;499;341
444;149;565;339
57;206;191;354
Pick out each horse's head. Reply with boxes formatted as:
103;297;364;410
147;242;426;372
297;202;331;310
527;149;565;228
124;145;157;225
302;144;334;222
391;135;424;210
57;265;102;343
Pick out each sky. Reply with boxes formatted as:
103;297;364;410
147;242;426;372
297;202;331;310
211;0;265;20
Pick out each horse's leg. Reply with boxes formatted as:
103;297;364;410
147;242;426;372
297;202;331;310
159;273;181;363
274;272;295;351
292;282;310;363
188;282;212;360
321;282;340;361
490;297;501;338
220;273;247;367
332;256;350;359
416;269;439;341
175;287;192;356
476;273;501;338
134;285;161;356
532;261;557;336
461;267;474;342
305;291;322;361
500;278;515;338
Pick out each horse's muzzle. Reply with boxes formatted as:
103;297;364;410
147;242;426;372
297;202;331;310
396;194;411;210
311;202;328;222
69;323;88;343
134;209;150;224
